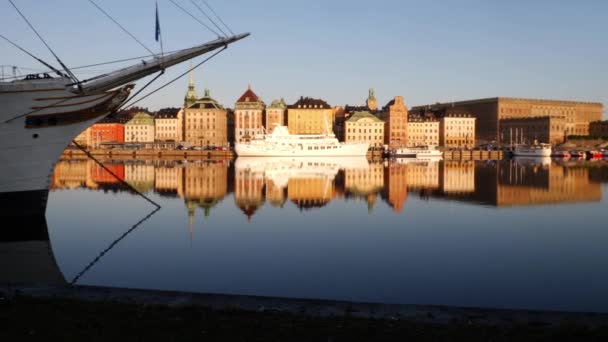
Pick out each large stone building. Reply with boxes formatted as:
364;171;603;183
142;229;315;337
499;116;566;145
411;97;603;144
125;112;155;143
234;85;265;142
183;89;228;147
287;97;333;135
265;98;287;133
377;96;408;147
344;111;384;148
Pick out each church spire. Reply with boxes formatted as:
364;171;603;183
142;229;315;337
366;88;378;111
184;64;198;108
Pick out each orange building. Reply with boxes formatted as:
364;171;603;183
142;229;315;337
378;96;408;147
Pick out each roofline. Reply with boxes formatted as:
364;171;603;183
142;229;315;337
411;97;603;109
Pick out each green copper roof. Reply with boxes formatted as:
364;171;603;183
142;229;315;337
186;88;225;110
346;111;382;123
126;112;155;125
268;98;287;109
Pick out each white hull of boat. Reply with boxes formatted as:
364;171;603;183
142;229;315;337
0;80;131;213
235;142;369;157
512;149;552;157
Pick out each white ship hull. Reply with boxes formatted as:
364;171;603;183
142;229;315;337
512;145;552;157
235;125;369;157
389;145;443;159
235;142;369;156
0;79;132;216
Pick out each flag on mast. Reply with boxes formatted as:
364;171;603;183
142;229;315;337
155;2;161;42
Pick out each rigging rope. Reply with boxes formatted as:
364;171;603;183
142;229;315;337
8;0;79;84
168;0;221;37
200;0;234;35
117;45;227;111
87;0;155;56
188;0;227;37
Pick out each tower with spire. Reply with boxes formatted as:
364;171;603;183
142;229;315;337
184;67;198;108
366;88;378;111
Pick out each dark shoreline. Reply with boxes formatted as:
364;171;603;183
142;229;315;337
2;284;607;340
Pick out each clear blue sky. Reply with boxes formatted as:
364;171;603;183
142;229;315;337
2;0;606;117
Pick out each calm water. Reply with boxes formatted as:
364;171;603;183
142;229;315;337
24;156;608;312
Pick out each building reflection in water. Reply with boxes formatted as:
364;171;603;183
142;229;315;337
51;157;606;223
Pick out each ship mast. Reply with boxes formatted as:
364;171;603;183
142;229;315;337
77;33;249;94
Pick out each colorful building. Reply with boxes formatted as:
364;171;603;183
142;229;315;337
183;89;228;147
125;112;155;143
265;98;287;133
344;111;385;148
234;85;265;142
287;97;334;135
155;108;183;142
377;96;408;147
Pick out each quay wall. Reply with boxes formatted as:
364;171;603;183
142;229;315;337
61;149;504;161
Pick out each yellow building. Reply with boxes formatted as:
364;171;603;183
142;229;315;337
155;108;183;142
407;118;439;146
234;86;265;142
266;98;287;133
440;115;476;148
287;97;334;134
125;112;155;143
344;111;385;148
184;89;228;148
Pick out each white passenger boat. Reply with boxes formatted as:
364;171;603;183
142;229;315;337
234;125;369;157
511;143;552;157
388;145;443;159
0;4;249;216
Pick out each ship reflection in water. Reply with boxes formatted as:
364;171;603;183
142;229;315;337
3;156;608;313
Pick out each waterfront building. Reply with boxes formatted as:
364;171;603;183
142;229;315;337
377;96;408;147
499;116;566;145
234;85;265;142
589;120;608;138
183;88;228;147
407;116;440;147
155;108;183;142
266;98;287;134
287;97;334;135
411;97;603;144
344;111;385;148
89;115;128;147
125;112;155;143
440;115;476;148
